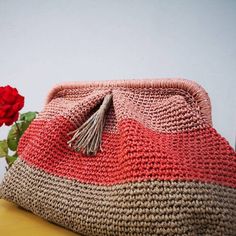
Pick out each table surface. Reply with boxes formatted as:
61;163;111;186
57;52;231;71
0;199;79;236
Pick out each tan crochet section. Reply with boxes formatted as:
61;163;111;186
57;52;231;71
1;159;235;236
38;79;212;132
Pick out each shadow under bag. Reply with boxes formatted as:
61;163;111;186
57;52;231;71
1;79;236;235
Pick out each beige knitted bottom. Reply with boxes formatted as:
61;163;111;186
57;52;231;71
1;159;236;236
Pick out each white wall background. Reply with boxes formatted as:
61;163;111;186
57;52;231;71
0;0;236;180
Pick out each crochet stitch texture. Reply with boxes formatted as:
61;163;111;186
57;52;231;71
0;79;236;235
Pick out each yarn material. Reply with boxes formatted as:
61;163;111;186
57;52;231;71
0;78;236;236
1;159;236;236
68;93;113;155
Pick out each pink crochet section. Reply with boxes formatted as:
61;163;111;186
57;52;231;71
45;79;212;126
39;79;211;133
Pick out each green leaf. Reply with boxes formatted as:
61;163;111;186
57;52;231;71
0;140;8;157
7;121;31;151
6;153;18;167
7;137;18;151
7;125;20;151
7;112;37;152
20;112;37;123
20;121;30;134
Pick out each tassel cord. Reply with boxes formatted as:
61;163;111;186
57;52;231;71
67;93;112;155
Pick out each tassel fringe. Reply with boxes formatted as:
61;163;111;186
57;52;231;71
67;93;113;156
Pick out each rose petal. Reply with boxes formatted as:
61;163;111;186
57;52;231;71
4;112;19;126
0;104;11;117
2;86;17;104
0;110;4;117
0;87;4;98
0;117;8;124
0;85;24;124
15;94;25;110
5;107;16;117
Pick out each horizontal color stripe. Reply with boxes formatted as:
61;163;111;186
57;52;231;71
45;79;212;126
17;118;236;188
40;89;208;133
1;159;236;235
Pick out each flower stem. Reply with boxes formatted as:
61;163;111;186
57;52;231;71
5;155;10;171
15;122;21;135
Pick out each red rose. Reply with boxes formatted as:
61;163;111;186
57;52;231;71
0;85;24;127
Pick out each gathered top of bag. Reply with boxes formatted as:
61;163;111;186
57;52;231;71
44;79;212;156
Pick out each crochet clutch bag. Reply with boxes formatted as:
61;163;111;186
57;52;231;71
0;79;236;235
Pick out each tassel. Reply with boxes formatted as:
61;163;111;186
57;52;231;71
67;93;113;156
